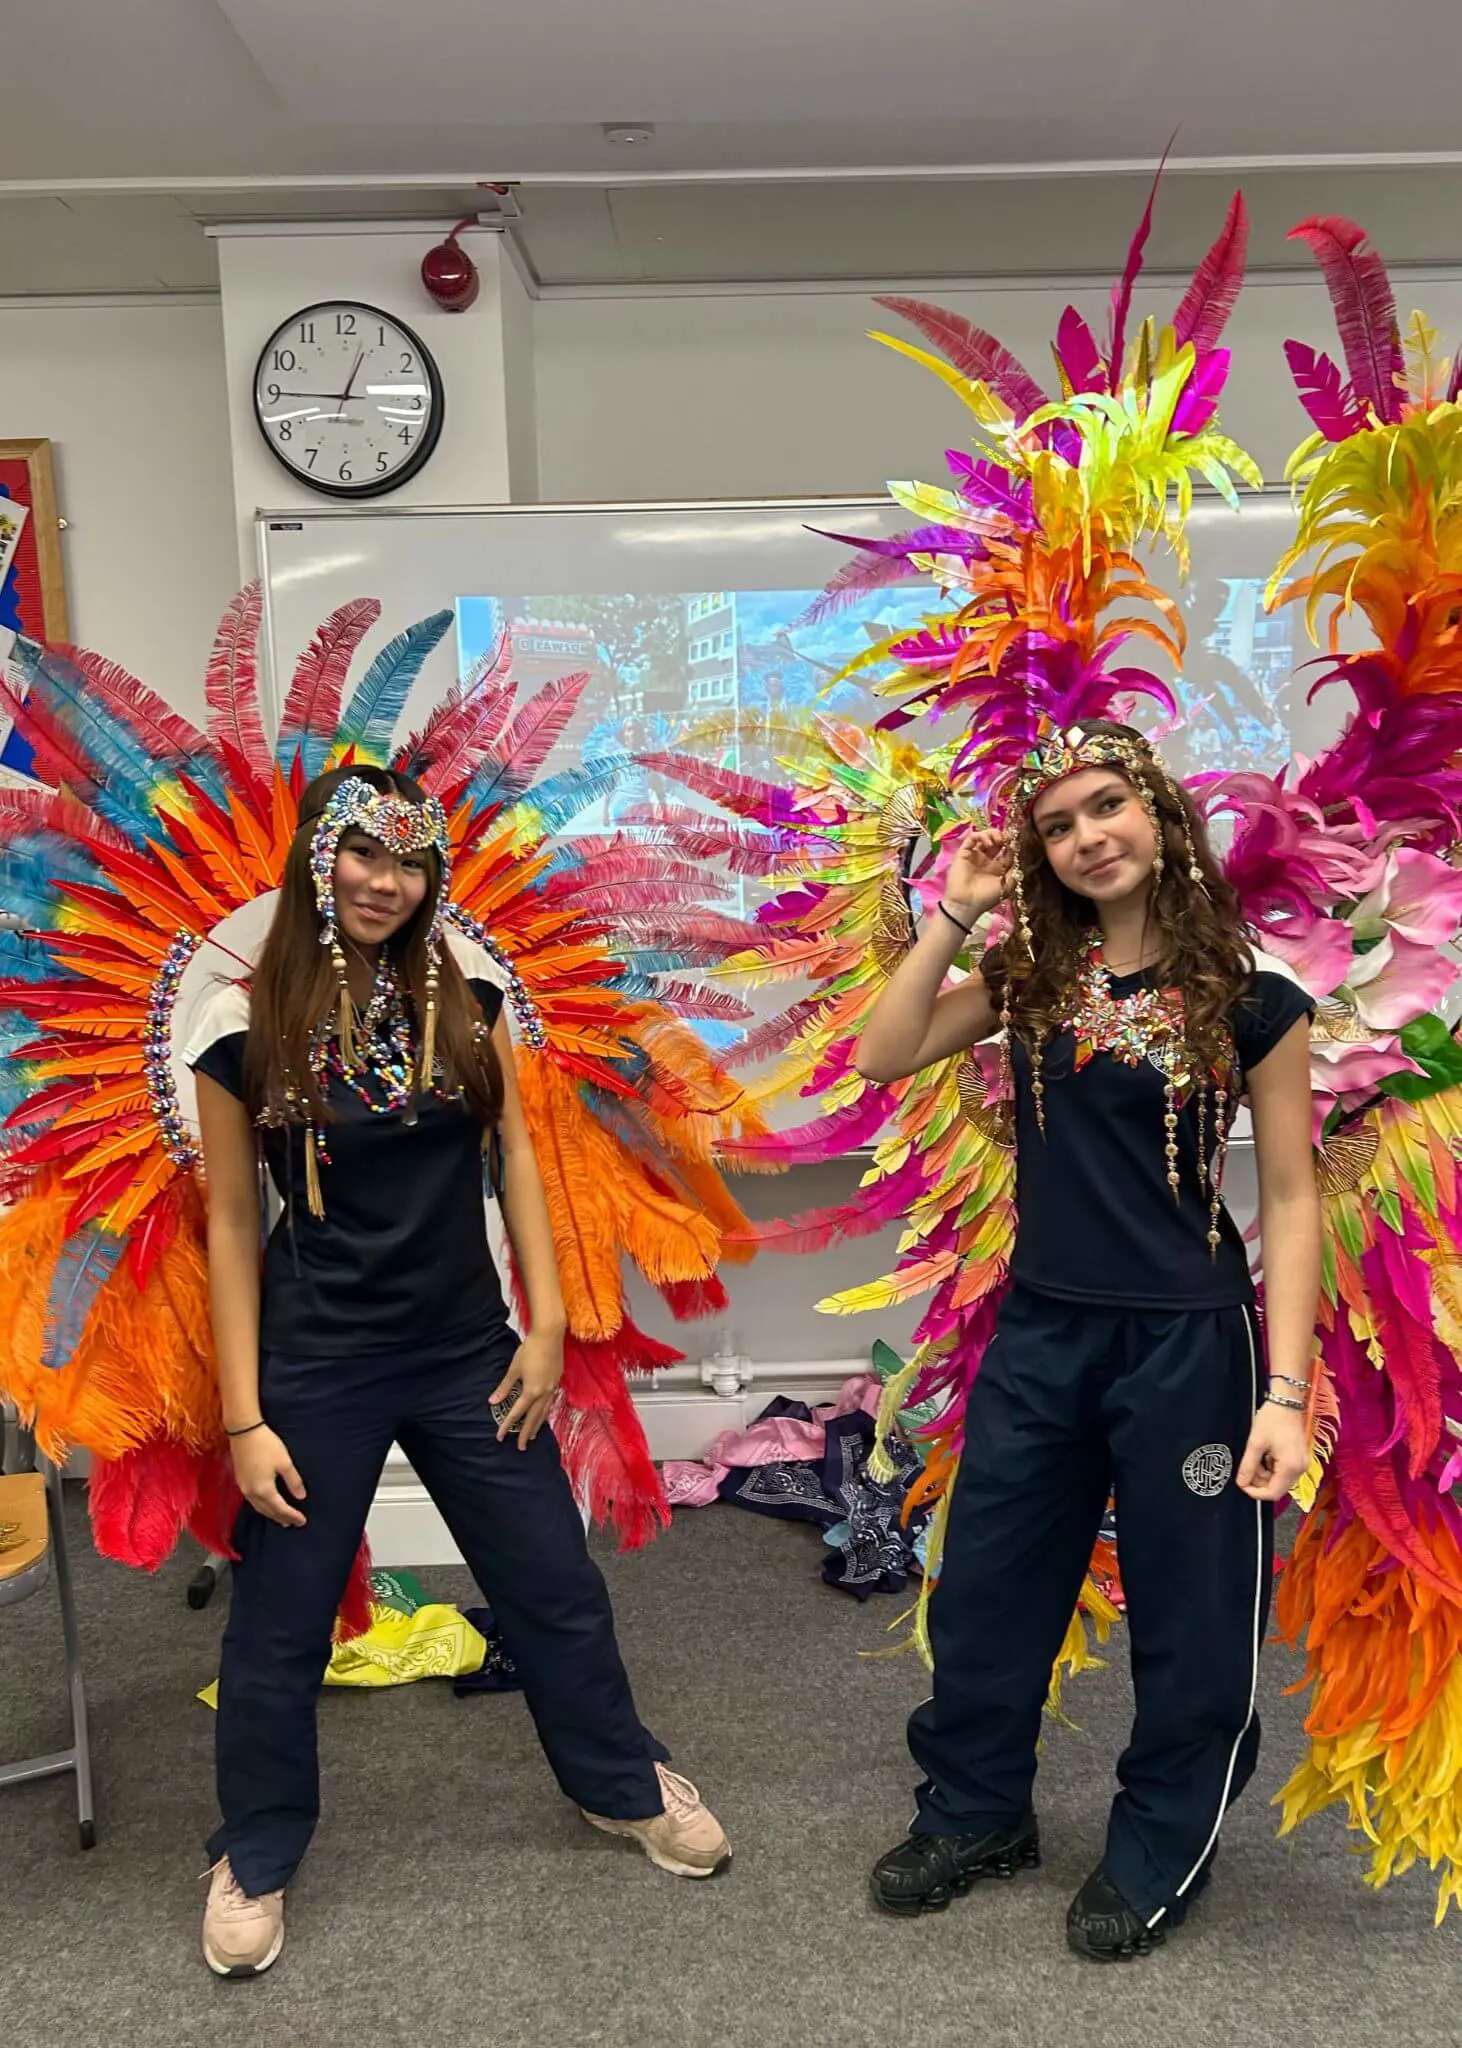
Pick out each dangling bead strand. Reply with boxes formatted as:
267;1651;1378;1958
420;948;440;1092
1162;1069;1181;1201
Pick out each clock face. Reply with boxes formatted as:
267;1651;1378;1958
252;301;444;499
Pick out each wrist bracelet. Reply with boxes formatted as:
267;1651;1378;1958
938;901;975;937
1262;1392;1307;1413
1269;1374;1311;1393
225;1419;267;1438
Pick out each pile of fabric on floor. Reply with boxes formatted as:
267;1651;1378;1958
662;1371;929;1598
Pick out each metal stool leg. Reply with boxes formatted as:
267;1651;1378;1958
45;1457;96;1849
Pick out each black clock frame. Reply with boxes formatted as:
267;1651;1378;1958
252;299;446;500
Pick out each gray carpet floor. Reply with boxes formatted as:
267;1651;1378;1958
0;1488;1455;2048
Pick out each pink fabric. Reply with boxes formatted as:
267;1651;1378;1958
661;1373;882;1507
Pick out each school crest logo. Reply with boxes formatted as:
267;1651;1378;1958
1181;1443;1233;1497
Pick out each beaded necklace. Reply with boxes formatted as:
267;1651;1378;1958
1059;933;1232;1252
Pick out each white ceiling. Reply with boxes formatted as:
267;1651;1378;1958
2;0;1460;184
3;0;1462;296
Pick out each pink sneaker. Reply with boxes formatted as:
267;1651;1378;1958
582;1762;731;1878
202;1856;285;1978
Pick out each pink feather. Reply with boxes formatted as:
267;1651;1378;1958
637;751;791;826
278;598;380;762
1169;348;1231;437
646;980;753;1023
874;296;1048;418
1171;191;1249;353
1283;340;1367;443
205;585;270;777
1288;216;1404;422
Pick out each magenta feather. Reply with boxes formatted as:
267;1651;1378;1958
1169;349;1231;437
719;1088;894;1166
1054;307;1106;395
277;598;380;766
204;585;270;778
1107;155;1166;383
1448;346;1462;405
1283;340;1368;444
873;296;1048;419
794;547;924;629
1288;216;1404;422
1172;191;1248;353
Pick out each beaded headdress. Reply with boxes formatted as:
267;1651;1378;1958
308;777;452;1126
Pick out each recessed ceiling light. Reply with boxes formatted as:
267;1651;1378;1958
602;123;655;148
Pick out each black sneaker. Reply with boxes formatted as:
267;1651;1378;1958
1066;1867;1160;1961
869;1814;1040;1917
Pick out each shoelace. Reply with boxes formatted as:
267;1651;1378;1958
655;1765;703;1821
205;1861;277;1918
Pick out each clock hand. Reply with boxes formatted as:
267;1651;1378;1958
339;350;366;407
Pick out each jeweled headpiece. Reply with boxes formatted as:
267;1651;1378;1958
1008;723;1157;819
309;778;452;939
304;777;453;1183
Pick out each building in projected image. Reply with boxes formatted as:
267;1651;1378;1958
1207;578;1292;691
685;592;738;714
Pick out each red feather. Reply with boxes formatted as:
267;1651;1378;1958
492;671;592;791
277;598;380;763
205;585;270;775
874;296;1047;418
0;670;104;802
1108;149;1170;382
1172;191;1248;354
398;637;516;791
0;783;121;849
128;1188;181;1291
720;998;825;1071
1288;216;1404;422
1283;339;1367;444
659;1275;730;1321
644;979;753;1023
636;751;785;824
607;807;791;877
62;647;207;761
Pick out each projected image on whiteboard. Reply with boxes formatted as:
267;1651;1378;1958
455;585;934;829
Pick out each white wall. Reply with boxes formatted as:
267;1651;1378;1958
534;272;1462;501
0;299;237;716
214;226;525;572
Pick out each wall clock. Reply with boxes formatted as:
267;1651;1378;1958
253;301;444;499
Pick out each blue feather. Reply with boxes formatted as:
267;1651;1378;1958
0;832;102;930
332;612;453;763
42;1225;126;1370
492;755;632;836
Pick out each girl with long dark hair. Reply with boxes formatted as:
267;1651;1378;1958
856;722;1319;1960
188;765;728;1979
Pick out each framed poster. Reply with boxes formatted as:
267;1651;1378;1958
0;437;69;784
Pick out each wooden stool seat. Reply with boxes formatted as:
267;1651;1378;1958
0;1471;50;1596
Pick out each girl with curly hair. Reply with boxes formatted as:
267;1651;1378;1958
854;722;1319;1961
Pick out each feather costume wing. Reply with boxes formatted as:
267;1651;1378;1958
0;602;771;1605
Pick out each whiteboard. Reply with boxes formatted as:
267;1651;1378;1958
254;489;1347;796
253;492;1346;1126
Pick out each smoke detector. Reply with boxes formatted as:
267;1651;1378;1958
602;123;655;148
